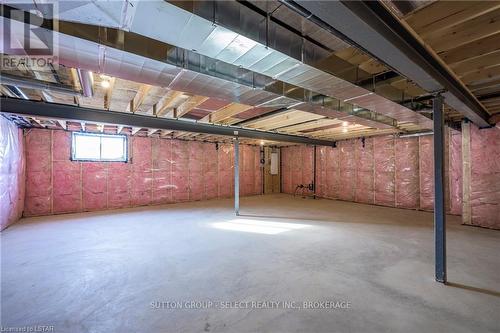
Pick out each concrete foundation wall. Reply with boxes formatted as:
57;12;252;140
23;128;261;217
0;117;25;230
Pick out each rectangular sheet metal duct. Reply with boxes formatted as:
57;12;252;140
0;97;336;146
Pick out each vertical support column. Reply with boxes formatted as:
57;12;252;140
433;95;446;283
234;137;240;216
313;145;317;199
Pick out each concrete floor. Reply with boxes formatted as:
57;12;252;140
1;194;499;333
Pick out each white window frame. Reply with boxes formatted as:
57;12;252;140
71;132;128;162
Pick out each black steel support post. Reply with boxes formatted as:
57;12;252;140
234;137;240;216
433;95;446;283
313;145;317;199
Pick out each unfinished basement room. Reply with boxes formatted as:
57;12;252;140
1;1;499;332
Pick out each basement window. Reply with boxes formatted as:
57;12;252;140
71;132;128;162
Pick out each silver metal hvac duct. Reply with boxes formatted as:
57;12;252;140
1;72;83;96
12;0;431;129
76;69;94;97
1;15;395;130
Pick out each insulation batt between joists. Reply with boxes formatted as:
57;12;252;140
23;128;262;217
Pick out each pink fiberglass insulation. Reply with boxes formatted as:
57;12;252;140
282;146;293;193
189;141;205;201
291;146;303;190
395;137;419;209
281;147;291;194
205;143;218;200
315;146;327;198
281;145;314;194
419;135;434;211
449;130;462;215
243;145;261;196
53;131;80;213
25;128;52;216
254;147;262;194
470;125;500;229
172;140;190;202
0;117;25;230
218;143;233;198
307;133;462;215
325;146;340;199
240;145;252;196
338;140;355;201
302;146;314;186
374;136;396;206
23;129;261;217
354;138;374;204
281;146;314;194
82;162;108;211
316;146;339;199
108;160;131;208
131;136;152;206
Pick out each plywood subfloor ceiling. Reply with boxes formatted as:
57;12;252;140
404;0;500;116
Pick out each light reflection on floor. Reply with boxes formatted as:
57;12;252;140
211;218;310;235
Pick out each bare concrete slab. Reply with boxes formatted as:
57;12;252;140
1;194;499;332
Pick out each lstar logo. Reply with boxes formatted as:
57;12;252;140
1;2;59;70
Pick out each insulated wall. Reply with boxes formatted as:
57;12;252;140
317;145;341;199
286;130;462;214
468;125;500;229
395;137;419;209
0;117;25;230
23;128;261;217
449;130;462;216
281;145;314;195
373;136;395;206
354;138;374;204
338;140;356;201
419;135;434;211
